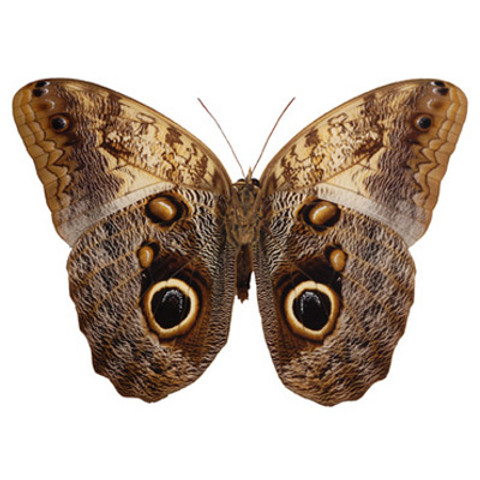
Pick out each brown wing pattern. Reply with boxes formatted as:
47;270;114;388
13;79;236;401
255;192;415;405
13;79;232;245
260;80;467;245
67;187;236;401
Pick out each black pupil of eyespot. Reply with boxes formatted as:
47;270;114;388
293;290;330;331
417;116;431;129
51;116;68;130
151;288;190;329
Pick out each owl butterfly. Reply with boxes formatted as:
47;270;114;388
13;79;466;406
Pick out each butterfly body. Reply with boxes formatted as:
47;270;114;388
13;78;466;405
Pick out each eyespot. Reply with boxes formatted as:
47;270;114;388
328;248;347;272
50;114;71;133
430;80;449;95
414;115;432;131
300;199;340;231
284;280;340;341
143;278;199;339
33;88;47;97
146;195;184;226
138;245;155;268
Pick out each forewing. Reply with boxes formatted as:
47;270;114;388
13;78;232;245
260;79;467;245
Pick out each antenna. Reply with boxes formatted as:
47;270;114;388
251;97;295;175
197;98;245;178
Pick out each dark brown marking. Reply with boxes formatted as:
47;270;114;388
165;126;183;147
305;129;320;147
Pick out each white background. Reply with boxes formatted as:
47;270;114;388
1;1;478;479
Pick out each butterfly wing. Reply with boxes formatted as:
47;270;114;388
13;79;235;401
261;79;467;245
13;79;231;246
256;79;467;405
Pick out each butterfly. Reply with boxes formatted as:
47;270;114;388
13;78;467;405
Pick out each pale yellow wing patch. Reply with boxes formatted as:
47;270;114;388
13;79;232;245
260;80;467;245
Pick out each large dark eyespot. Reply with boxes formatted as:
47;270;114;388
151;288;190;329
50;114;70;133
293;290;330;331
285;281;340;341
143;279;199;338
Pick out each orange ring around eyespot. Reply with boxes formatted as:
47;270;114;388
144;278;199;339
284;280;340;341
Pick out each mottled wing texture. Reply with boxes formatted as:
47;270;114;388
261;80;467;245
68;187;237;401
255;79;466;405
13;79;236;401
13;79;231;246
255;195;415;405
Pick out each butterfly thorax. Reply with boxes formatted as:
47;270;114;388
226;177;261;248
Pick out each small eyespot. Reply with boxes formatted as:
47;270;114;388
431;80;446;87
329;248;347;272
148;197;177;222
50;114;70;133
435;87;449;96
138;245;155;268
146;194;185;226
300;199;340;231
414;115;432;131
33;88;47;97
35;80;49;87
